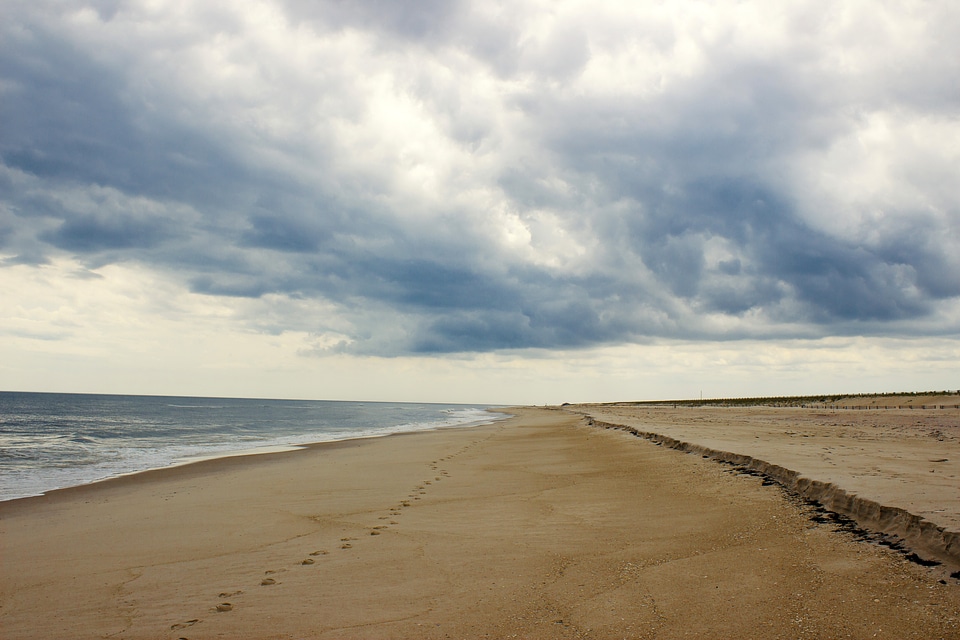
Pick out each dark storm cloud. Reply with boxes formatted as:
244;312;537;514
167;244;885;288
41;213;181;252
508;40;959;328
2;0;958;354
1;21;248;208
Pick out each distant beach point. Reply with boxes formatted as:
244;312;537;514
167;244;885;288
1;395;958;638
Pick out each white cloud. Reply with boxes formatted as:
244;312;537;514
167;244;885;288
2;0;958;400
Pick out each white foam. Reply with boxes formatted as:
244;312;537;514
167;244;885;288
0;406;512;502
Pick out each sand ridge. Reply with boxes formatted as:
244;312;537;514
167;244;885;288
1;407;958;638
569;399;960;574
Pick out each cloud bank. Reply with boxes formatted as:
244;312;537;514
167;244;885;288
3;0;959;360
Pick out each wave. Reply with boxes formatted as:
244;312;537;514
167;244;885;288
0;397;510;502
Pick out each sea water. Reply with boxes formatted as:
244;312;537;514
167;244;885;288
0;392;509;502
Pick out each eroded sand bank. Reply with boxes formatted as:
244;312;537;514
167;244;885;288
570;396;960;571
1;407;958;639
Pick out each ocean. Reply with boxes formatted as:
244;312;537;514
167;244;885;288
0;392;509;502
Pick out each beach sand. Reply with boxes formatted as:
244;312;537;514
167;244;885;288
572;397;960;569
1;407;958;638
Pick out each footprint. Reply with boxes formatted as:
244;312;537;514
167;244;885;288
301;558;315;565
216;603;233;612
171;619;199;630
218;590;243;598
341;543;353;549
261;578;277;586
309;550;329;556
370;530;381;536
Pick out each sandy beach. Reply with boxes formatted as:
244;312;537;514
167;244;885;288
571;396;960;570
2;406;958;639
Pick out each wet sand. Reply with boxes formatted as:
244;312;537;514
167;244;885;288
1;407;958;638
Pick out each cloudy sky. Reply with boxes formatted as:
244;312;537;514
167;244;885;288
2;0;958;404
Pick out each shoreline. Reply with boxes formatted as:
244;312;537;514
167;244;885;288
2;407;957;638
0;409;512;505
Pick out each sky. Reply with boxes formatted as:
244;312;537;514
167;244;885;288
2;0;958;404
